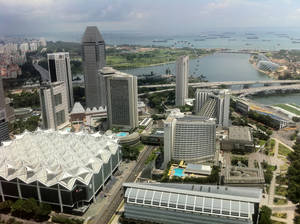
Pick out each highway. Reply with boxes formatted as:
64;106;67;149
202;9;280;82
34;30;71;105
95;145;155;224
232;83;300;96
139;80;300;89
33;63;50;81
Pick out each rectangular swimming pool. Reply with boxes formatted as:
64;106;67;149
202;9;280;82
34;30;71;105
173;168;185;177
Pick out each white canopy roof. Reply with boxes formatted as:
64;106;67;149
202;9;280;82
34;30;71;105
0;130;119;190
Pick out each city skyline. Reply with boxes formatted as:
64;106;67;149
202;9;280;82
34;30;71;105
2;0;300;36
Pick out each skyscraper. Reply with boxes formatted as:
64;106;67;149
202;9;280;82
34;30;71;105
82;26;106;108
47;52;74;110
102;67;138;130
164;109;216;168
195;89;230;127
175;55;189;106
0;77;9;144
39;81;69;130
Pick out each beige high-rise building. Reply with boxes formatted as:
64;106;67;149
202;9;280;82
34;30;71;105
175;55;189;106
47;52;74;110
164;109;216;168
195;89;230;127
39;81;69;130
102;67;138;130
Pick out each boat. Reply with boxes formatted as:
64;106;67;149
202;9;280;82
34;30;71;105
247;36;259;39
152;39;168;43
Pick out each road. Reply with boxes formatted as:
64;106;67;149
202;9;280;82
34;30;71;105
94;145;155;224
33;63;50;81
139;80;300;89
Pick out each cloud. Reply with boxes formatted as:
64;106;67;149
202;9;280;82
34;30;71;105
1;0;300;36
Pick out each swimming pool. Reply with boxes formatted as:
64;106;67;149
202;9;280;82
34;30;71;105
173;168;185;177
116;132;129;137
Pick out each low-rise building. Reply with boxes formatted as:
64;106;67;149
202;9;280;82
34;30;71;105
223;166;265;188
0;130;121;213
222;126;254;153
123;182;262;224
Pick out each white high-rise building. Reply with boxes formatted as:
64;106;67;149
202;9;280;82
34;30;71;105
19;43;29;53
39;38;47;47
176;55;189;106
47;52;74;110
164;109;216;168
30;42;38;52
39;81;69;130
102;67;138;130
0;77;9;144
195;89;230;127
82;26;106;108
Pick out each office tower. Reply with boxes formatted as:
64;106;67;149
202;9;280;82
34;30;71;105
0;77;9;144
195;89;230;127
102;67;138;130
39;81;69;130
164;109;216;168
82;26;106;108
47;52;74;110
176;55;189;106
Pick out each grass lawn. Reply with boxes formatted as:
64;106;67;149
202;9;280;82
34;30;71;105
272;213;287;219
275;104;300;116
266;139;275;156
278;143;292;157
291;103;300;109
273;198;288;205
280;164;289;172
259;139;266;146
275;186;288;197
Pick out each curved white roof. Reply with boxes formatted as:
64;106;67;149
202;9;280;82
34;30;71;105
0;130;119;190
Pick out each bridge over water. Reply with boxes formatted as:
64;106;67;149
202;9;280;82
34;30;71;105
139;80;300;89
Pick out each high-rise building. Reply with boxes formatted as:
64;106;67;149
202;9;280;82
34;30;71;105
39;81;69;130
0;77;9;144
82;26;106;108
19;42;29;53
195;89;230;127
164;109;216;167
47;52;74;110
39;38;47;47
102;67;138;130
176;55;189;106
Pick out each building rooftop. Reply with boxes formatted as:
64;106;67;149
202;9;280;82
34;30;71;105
70;102;85;114
185;164;212;173
124;182;262;220
0;130;119;190
82;26;104;43
228;126;252;142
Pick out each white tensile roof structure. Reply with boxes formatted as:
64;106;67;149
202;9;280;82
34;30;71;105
0;129;119;191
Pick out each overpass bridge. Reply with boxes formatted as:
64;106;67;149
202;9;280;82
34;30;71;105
139;80;300;89
140;83;300;97
232;84;300;97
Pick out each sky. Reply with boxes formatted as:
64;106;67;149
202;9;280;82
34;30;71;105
1;0;300;36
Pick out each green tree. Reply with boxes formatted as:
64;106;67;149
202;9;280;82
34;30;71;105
258;206;272;224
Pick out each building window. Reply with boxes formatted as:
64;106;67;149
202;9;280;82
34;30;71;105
55;110;65;126
54;93;62;106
